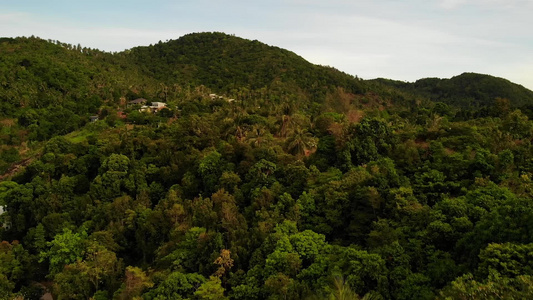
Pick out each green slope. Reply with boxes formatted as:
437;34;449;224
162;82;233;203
0;36;154;116
127;32;367;100
0;36;163;142
372;72;533;108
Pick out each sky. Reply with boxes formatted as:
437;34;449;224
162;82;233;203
2;0;532;90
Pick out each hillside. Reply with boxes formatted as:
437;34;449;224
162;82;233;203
127;32;367;99
0;33;393;175
0;36;161;138
1;32;533;299
0;32;404;174
372;72;533;108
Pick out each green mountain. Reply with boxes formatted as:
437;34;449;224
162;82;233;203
0;32;399;149
0;33;379;124
128;32;366;97
0;36;161;138
372;72;533;108
3;33;532;123
2;32;533;174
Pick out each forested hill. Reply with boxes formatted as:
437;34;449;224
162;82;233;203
3;32;533;299
371;72;533;108
127;32;366;97
0;36;161;139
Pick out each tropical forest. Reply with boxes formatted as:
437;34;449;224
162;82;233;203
2;32;533;299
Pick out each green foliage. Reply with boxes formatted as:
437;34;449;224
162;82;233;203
194;276;227;300
114;266;153;299
40;228;88;276
129;32;366;97
143;271;206;300
342;118;397;168
477;243;533;278
1;32;533;300
0;241;31;296
439;273;533;299
374;72;533;109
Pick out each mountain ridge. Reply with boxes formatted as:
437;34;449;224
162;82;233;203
3;32;532;109
1;32;532;149
371;72;533;108
126;32;367;101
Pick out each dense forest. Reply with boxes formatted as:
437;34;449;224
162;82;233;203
2;32;533;299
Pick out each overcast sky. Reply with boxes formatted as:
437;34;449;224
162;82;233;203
2;0;532;90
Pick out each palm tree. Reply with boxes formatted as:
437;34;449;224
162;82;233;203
328;276;360;300
306;275;382;300
285;128;317;157
276;100;297;138
246;124;272;148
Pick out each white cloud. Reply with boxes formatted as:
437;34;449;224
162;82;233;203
439;0;467;10
437;0;533;10
0;12;182;51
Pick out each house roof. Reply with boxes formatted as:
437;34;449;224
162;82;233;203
129;98;147;104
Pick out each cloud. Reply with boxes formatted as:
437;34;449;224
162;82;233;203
439;0;467;10
437;0;533;10
233;9;532;89
0;12;184;51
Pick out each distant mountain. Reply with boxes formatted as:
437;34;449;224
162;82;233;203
371;73;533;108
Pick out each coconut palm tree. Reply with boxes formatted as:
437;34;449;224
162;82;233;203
307;275;382;300
285;128;317;157
246;124;272;148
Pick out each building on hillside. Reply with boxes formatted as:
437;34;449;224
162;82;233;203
139;105;151;113
150;102;167;113
151;102;166;109
128;98;148;107
90;116;99;122
138;102;167;113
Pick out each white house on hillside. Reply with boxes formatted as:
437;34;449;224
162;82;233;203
139;102;167;113
151;102;166;109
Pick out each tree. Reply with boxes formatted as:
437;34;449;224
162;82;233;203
285;128;317;157
199;151;224;194
214;249;234;278
40;228;87;276
53;263;92;300
195;276;227;300
264;273;296;300
0;241;31;297
342;118;396;167
439;273;533;299
115;266;153;300
142;271;205;300
477;243;533;279
326;275;361;300
83;242;120;291
245;124;272;148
